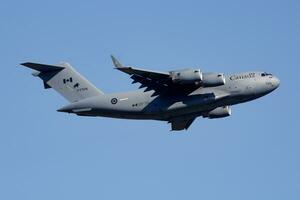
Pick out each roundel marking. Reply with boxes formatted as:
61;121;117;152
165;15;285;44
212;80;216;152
111;98;118;104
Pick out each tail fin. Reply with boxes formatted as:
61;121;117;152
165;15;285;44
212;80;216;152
21;62;104;102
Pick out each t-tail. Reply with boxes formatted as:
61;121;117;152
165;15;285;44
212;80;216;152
21;62;104;102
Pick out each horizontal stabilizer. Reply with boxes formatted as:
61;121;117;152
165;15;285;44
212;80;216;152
21;62;65;72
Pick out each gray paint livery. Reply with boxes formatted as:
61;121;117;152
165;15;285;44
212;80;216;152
21;56;280;131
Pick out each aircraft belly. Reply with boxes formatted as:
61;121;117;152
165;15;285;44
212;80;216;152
141;91;230;120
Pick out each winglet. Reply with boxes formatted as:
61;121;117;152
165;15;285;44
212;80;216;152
111;55;124;68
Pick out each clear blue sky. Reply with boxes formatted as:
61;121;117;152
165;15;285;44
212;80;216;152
1;0;299;199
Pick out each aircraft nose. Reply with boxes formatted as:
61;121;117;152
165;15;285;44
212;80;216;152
273;76;280;88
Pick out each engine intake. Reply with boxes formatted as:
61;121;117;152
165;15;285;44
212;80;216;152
203;106;231;119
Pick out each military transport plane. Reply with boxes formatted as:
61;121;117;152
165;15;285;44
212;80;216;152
21;56;280;131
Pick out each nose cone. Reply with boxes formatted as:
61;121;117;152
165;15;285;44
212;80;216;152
273;76;280;89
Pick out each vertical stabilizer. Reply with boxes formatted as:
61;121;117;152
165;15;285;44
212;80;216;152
21;62;104;102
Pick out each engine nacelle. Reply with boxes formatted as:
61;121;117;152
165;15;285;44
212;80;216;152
170;68;203;85
202;73;226;87
203;106;231;119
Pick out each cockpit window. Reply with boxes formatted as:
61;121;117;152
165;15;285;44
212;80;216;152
261;72;273;77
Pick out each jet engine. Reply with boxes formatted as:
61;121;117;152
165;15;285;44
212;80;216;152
203;106;231;119
202;73;226;87
170;69;203;85
170;69;225;87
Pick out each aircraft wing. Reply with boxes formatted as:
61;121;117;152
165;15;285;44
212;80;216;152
111;56;187;95
111;55;169;78
169;117;196;131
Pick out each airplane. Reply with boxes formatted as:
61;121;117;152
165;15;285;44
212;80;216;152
21;56;280;131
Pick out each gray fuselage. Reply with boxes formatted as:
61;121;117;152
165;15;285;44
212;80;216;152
58;71;280;121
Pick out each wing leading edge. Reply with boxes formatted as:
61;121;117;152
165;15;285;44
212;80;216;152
111;55;176;95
